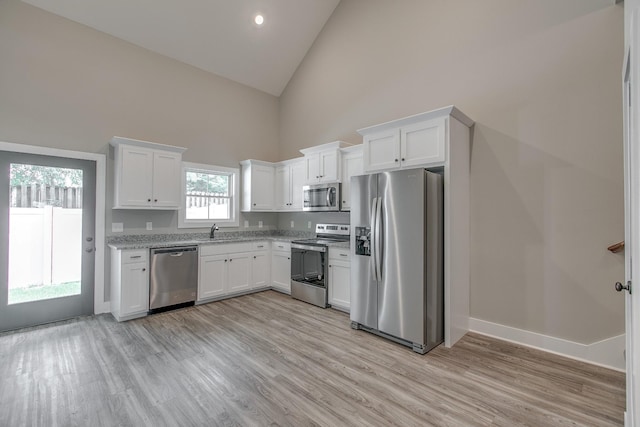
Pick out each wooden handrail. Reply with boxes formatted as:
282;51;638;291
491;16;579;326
608;241;625;253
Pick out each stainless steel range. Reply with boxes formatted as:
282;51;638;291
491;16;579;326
290;224;350;308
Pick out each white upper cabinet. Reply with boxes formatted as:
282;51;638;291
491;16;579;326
111;136;185;210
240;160;275;212
340;145;363;211
300;141;351;184
361;115;447;173
400;118;446;169
363;129;400;172
275;158;305;211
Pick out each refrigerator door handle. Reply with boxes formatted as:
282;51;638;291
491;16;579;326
370;197;378;280
375;197;383;281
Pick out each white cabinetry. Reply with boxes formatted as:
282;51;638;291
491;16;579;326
358;106;474;348
300;141;351;184
251;241;271;289
198;243;253;302
110;248;149;321
240;160;275;212
110;136;185;209
339;145;363;211
362;117;446;173
275;159;305;211
328;247;351;312
271;241;291;293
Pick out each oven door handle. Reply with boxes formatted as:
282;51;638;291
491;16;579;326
291;243;327;253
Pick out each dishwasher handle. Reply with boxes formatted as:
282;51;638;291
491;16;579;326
151;246;198;255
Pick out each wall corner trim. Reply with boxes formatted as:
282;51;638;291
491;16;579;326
469;317;625;372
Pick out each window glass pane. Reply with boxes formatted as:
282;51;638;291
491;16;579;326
8;164;82;304
186;195;210;219
209;197;230;220
209;174;229;197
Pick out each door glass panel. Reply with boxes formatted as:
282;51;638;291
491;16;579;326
8;164;83;304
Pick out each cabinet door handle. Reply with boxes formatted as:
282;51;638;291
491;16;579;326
147;198;151;202
394;159;398;162
253;203;256;206
229;258;232;262
142;268;146;272
401;158;405;162
257;245;264;248
340;254;348;257
130;255;142;259
154;199;158;202
254;256;256;259
225;259;228;262
287;257;290;260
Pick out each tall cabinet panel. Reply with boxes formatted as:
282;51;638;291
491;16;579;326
240;160;275;212
357;106;474;348
340;145;363;211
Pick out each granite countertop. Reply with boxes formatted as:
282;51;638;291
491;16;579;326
107;230;350;250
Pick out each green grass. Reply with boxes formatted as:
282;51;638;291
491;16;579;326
8;281;81;305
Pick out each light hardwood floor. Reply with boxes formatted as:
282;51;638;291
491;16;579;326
0;290;625;426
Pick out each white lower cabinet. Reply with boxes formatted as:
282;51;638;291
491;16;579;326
198;241;270;302
271;241;291;293
328;247;351;311
198;254;227;300
110;248;149;321
251;241;271;289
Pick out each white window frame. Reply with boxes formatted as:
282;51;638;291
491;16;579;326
178;162;239;228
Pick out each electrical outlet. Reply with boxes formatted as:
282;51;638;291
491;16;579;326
307;221;312;229
290;220;295;228
146;222;152;231
112;222;123;233
258;221;263;228
244;220;249;228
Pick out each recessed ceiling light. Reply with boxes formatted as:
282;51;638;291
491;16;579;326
254;14;264;26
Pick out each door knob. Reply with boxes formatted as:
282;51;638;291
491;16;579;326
615;281;632;294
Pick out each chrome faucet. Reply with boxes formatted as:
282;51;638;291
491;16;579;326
209;223;219;239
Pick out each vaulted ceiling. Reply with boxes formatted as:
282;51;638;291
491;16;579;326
20;0;341;96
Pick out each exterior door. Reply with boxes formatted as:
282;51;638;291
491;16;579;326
0;151;96;331
624;21;639;425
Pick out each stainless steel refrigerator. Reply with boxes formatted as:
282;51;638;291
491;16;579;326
350;168;443;354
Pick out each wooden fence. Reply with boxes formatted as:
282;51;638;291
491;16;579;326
186;191;228;208
10;184;83;209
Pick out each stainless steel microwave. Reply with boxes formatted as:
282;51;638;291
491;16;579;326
303;183;341;212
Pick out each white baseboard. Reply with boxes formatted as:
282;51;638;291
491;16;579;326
469;318;625;372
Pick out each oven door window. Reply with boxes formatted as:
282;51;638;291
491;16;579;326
291;249;326;287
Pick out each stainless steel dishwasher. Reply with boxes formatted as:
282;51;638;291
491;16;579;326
149;246;198;311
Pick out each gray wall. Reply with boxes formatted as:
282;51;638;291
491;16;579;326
279;0;624;344
0;0;281;301
0;0;281;237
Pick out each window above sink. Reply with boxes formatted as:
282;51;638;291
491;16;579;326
178;162;239;229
